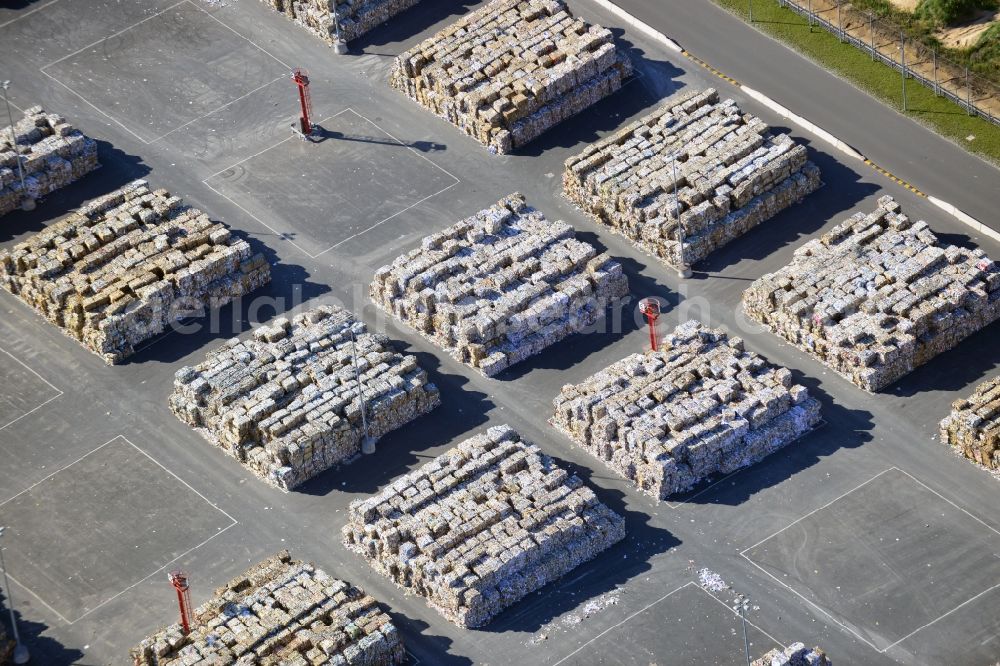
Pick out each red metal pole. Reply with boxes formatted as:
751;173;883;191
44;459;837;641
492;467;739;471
646;312;658;351
638;298;661;352
169;571;192;634
293;70;312;135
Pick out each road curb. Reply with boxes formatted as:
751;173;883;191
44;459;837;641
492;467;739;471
590;0;683;52
739;86;865;161
928;197;1000;243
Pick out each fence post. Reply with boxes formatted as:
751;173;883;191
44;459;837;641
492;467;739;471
808;0;813;31
967;66;973;116
900;31;907;112
870;13;875;61
838;2;843;42
933;49;938;96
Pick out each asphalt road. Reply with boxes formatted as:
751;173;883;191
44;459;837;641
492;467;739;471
0;1;998;665
613;0;1000;226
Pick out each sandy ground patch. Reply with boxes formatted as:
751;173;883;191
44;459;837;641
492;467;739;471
936;9;999;48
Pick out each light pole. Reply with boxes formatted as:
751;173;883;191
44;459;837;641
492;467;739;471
0;527;30;665
671;153;692;279
330;2;348;54
733;594;751;666
349;329;376;455
748;0;753;22
1;81;35;212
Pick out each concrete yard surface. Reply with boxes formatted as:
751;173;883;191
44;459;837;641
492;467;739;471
0;0;998;664
204;108;459;259
0;345;61;431
39;0;289;144
743;467;1000;657
0;436;235;624
554;583;781;666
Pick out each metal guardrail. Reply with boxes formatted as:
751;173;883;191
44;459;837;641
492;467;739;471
775;0;1000;126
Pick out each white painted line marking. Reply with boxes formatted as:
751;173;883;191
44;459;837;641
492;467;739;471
740;466;1000;653
40;0;188;71
203;108;461;259
39;0;288;145
700;585;787;649
0;344;63;432
0;435;239;625
0;0;62;30
39;68;150;144
740;467;894;553
147;75;286;144
192;0;290;70
552;581;784;665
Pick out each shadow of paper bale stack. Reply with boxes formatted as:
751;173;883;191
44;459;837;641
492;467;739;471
129;550;406;665
752;643;831;666
0;179;271;363
0;612;10;665
743;196;1000;392
940;376;1000;472
553;320;821;500
343;424;625;628
259;0;421;43
371;192;628;377
1;106;98;216
390;0;633;154
563;88;820;269
170;304;441;491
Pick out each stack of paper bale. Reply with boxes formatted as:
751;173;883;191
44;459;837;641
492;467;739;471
940;376;1000;471
170;305;441;490
390;0;633;154
743;196;1000;392
752;643;831;666
1;106;98;216
371;193;628;376
563;89;820;269
343;424;625;627
259;0;420;43
0;180;270;363
553;320;820;499
130;551;406;666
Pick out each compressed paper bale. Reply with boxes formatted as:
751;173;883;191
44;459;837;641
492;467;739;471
553;320;821;500
0;180;271;364
563;89;820;269
259;0;420;43
743;196;1000;392
940;376;1000;472
130;550;406;666
342;425;626;627
170;304;441;491
752;642;831;666
370;193;629;376
389;0;633;154
0;105;98;216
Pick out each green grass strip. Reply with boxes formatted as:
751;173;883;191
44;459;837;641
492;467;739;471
712;0;1000;164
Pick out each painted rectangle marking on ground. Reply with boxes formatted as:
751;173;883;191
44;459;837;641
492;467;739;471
741;466;1000;653
0;435;237;624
